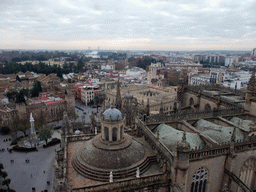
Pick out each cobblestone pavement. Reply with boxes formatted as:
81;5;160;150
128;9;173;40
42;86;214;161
0;131;61;192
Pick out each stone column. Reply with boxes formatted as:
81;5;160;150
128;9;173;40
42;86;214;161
117;124;120;141
109;127;112;142
30;113;36;139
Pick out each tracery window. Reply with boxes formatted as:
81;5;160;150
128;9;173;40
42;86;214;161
237;157;256;192
190;167;208;192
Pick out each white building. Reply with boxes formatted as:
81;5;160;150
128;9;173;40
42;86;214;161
151;63;162;76
101;64;115;71
126;67;146;79
252;48;256;56
81;85;102;105
225;57;234;67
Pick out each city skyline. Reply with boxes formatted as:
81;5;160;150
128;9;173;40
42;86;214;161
1;0;256;51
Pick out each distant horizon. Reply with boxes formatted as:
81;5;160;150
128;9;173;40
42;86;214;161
0;48;253;53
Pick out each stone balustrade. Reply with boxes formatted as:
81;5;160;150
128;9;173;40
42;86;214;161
145;107;243;124
71;173;166;192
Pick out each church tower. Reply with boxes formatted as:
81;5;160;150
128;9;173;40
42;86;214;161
115;79;122;110
177;70;185;106
245;70;255;110
217;69;223;85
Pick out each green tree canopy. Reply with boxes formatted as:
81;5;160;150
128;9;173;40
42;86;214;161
15;90;26;105
0;162;14;191
37;125;53;145
10;119;30;136
31;81;42;97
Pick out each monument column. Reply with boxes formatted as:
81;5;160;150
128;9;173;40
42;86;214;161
30;113;37;139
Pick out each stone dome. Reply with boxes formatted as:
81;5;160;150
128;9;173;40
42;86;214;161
103;107;123;121
72;134;156;181
125;93;133;99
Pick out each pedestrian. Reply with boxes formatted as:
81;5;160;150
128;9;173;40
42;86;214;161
43;170;45;173
31;174;32;178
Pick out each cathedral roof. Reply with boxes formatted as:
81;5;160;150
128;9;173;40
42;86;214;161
194;119;244;143
103;107;123;121
229;117;253;132
153;124;205;152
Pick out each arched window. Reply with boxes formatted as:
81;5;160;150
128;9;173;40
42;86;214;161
191;167;208;192
112;128;117;141
104;127;109;141
205;104;211;111
237;157;256;192
189;98;194;106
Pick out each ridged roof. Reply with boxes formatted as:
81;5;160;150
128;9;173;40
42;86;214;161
194;119;244;143
153;124;205;152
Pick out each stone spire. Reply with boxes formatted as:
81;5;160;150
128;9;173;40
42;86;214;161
177;132;190;152
231;127;237;142
115;78;122;110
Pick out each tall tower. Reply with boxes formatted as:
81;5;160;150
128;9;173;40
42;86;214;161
217;69;223;85
177;70;185;106
245;70;255;110
115;79;122;110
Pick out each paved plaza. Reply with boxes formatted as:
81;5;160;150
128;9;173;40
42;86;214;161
74;101;103;123
0;131;61;192
0;101;103;192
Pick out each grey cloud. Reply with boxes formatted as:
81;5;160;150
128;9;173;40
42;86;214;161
0;0;255;49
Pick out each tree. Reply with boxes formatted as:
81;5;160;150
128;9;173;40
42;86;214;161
15;90;26;105
0;163;14;191
0;127;10;135
16;75;21;82
10;119;29;136
6;91;18;102
2;178;11;190
37;125;53;145
56;66;63;79
34;113;47;129
20;88;29;98
31;81;42;97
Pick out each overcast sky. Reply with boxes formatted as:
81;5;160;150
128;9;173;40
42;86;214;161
1;0;256;51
